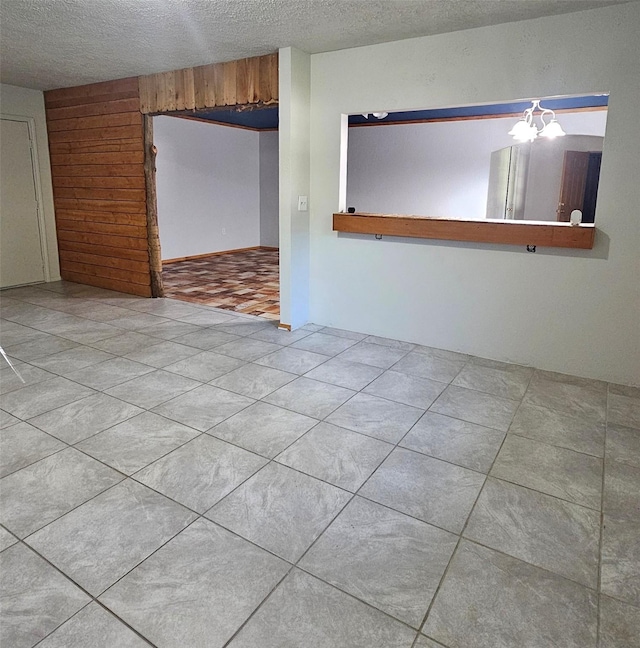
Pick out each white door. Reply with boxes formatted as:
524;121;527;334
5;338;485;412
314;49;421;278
0;118;45;288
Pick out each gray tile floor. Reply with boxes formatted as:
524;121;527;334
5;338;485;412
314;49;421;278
0;281;639;648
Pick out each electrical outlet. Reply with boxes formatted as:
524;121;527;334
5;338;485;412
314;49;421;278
297;195;308;211
222;228;226;235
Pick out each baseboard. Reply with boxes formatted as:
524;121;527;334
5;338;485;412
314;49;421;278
278;323;291;331
162;246;279;264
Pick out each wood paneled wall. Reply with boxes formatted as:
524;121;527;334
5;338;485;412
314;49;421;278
45;77;152;296
44;52;278;298
138;54;278;114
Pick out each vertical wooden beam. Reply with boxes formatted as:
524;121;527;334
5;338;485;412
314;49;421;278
193;65;207;109
222;60;237;106
236;58;250;105
247;56;260;103
202;64;217;108
259;53;279;103
138;76;153;114
178;68;196;110
143;115;164;297
236;58;260;104
213;63;226;107
164;71;177;112
193;64;218;109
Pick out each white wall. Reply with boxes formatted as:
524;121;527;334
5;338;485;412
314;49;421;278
259;130;279;247
305;3;640;385
0;83;60;282
155;116;261;260
347;111;607;221
279;47;311;329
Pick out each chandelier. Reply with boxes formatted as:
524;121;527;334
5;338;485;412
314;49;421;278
508;100;566;142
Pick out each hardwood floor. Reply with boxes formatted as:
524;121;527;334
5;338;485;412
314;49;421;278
161;248;279;320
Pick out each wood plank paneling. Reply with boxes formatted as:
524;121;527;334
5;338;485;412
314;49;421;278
53;187;146;202
55;199;146;216
50;151;144;166
175;68;195;111
45;77;139;103
47;112;142;132
55;209;147;226
56;219;147;238
51;163;144;177
61;260;150;285
58;240;149;262
48;124;143;143
138;53;278;114
52;176;146;189
193;64;215;109
221;60;238;106
46;98;141;122
59;250;150;274
56;229;149;250
45;90;139;110
49;139;143;155
61;271;152;296
57;209;145;230
259;53;278;103
46;56;279;297
45;77;151;296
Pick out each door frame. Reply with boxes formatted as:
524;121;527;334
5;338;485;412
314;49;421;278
1;113;52;283
144;105;278;299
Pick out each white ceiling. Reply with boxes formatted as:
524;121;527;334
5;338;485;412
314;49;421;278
0;0;632;90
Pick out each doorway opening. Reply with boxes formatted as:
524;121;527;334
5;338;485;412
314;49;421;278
557;150;602;223
151;106;279;319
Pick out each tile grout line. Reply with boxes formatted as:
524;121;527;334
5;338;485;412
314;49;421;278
596;385;610;648
20;513;205;648
30;598;157;648
413;363;537;640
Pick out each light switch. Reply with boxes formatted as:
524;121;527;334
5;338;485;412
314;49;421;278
297;195;308;211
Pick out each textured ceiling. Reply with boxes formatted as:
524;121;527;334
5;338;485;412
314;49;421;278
0;0;632;90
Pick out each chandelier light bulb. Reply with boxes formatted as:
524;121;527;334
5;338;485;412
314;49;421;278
509;119;533;139
539;119;566;139
518;125;538;142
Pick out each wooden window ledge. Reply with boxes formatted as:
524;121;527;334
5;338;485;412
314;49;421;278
333;212;595;249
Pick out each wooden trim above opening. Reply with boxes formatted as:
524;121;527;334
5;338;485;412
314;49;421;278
349;106;608;128
138;53;278;115
333;212;596;249
166;113;277;132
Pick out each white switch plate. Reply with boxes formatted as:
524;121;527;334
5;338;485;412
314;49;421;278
297;195;308;211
